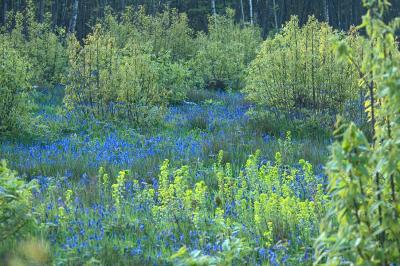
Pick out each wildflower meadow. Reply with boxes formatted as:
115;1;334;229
1;0;399;265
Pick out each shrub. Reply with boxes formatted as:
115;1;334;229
132;6;195;61
132;7;196;102
25;17;68;87
107;7;194;102
156;52;193;103
3;1;68;87
64;9;195;125
101;6;195;61
190;8;261;90
244;16;361;115
64;26;167;127
0;160;37;243
0;37;33;135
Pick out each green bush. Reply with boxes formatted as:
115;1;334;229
131;7;195;102
190;9;261;90
25;16;68;87
0;160;37;243
156;52;193;103
132;6;195;61
63;8;195;125
3;1;68;87
101;6;195;61
107;8;195;104
108;8;195;103
64;26;167;126
0;1;68;138
244;16;361;114
0;37;33;135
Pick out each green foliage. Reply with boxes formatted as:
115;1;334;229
166;150;322;259
238;151;323;248
244;16;361;114
64;8;198;125
0;1;68;138
64;25;167;126
132;6;195;61
4;1;392;264
0;36;33;135
103;7;194;102
113;7;195;102
2;1;68;87
315;1;400;264
190;8;261;90
156;52;193;103
0;160;36;242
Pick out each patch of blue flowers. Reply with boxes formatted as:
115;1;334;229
1;92;256;177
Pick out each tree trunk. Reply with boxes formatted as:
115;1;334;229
52;0;58;27
311;25;316;110
99;0;106;17
2;0;7;24
152;0;156;15
272;0;278;29
61;0;67;28
323;0;330;23
211;0;216;16
39;0;45;22
121;0;126;11
240;0;245;23
69;0;79;33
335;0;342;29
260;0;269;35
249;0;253;25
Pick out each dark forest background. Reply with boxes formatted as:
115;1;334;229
1;0;399;38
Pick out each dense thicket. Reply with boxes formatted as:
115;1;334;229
190;9;261;89
2;2;68;87
0;36;32;134
0;2;261;135
2;0;399;38
64;8;195;126
244;16;361;116
65;28;167;126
